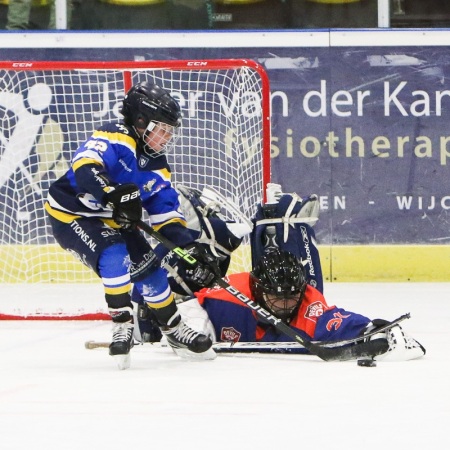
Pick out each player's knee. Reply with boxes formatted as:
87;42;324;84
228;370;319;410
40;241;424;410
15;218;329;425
98;243;130;277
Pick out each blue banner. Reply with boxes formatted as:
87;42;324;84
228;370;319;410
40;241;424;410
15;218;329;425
1;43;449;245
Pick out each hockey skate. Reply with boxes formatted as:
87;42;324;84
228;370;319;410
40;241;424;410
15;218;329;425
162;313;216;360
109;322;134;370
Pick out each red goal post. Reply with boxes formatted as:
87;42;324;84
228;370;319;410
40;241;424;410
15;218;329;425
0;59;271;315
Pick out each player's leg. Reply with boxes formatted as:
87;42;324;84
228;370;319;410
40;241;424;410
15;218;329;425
48;216;134;369
98;243;134;369
133;272;216;360
131;287;162;343
125;231;216;360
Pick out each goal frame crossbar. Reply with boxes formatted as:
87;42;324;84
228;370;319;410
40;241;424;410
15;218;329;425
0;58;271;202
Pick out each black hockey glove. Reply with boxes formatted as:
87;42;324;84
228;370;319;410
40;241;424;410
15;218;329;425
104;183;142;229
183;243;221;289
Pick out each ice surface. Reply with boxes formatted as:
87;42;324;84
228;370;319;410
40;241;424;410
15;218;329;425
1;282;449;450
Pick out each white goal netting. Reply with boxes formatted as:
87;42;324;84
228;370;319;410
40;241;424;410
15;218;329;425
0;60;271;288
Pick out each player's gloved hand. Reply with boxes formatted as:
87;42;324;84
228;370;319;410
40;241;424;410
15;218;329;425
183;244;221;288
104;183;142;229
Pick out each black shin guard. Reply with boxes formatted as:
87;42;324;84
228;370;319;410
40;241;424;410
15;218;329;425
106;292;133;323
148;300;179;327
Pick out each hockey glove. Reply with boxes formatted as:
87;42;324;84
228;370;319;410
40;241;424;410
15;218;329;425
183;244;221;288
364;319;426;362
104;183;142;229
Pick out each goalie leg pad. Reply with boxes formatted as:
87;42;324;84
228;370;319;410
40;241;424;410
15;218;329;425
177;298;217;342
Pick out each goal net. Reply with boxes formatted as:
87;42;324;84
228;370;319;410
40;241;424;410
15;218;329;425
0;60;271;317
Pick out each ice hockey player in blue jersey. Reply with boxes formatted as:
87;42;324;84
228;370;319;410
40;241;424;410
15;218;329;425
45;81;219;369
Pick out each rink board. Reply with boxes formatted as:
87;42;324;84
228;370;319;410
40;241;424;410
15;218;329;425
0;244;448;282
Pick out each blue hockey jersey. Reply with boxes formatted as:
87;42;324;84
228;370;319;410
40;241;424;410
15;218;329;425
45;122;193;246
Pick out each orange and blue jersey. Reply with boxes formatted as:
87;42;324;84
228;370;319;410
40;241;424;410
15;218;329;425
195;272;371;353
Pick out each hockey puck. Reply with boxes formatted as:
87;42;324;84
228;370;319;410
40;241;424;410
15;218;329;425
357;358;377;367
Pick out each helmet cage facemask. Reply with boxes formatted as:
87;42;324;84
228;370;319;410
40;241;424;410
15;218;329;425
140;119;181;158
121;83;182;158
252;278;305;322
250;250;307;323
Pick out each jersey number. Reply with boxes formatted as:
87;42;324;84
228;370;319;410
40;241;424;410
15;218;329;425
85;139;108;152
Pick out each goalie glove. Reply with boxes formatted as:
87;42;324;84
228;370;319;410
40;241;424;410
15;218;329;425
104;183;142;229
364;320;426;362
183;243;221;289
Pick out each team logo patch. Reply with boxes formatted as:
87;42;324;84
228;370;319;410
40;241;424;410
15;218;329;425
300;225;309;242
304;301;324;320
143;179;156;192
139;155;149;168
221;326;241;343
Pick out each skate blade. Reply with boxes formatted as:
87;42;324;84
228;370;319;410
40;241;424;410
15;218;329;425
112;353;131;370
172;347;217;361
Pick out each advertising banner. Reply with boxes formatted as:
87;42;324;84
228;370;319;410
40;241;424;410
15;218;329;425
1;35;449;250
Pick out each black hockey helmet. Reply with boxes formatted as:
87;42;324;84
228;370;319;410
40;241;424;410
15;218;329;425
250;248;307;322
121;81;182;157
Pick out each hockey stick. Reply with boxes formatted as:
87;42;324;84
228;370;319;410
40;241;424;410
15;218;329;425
85;340;306;353
85;313;407;354
85;340;110;349
214;313;409;351
137;220;389;362
85;313;409;351
213;341;304;353
84;314;409;351
84;340;305;352
84;340;305;351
